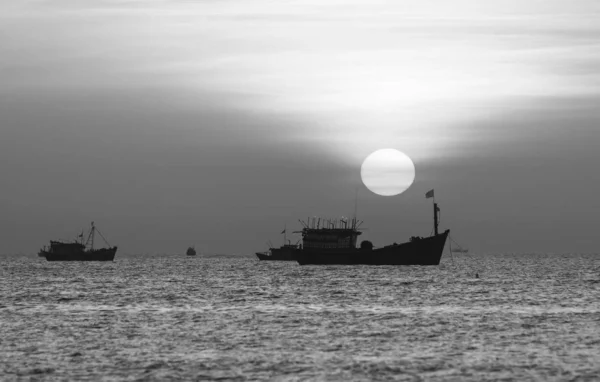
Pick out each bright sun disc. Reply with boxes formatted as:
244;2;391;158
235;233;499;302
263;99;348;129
361;149;415;196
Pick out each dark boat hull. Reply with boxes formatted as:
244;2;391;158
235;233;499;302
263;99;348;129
256;247;297;261
296;230;449;265
41;247;117;262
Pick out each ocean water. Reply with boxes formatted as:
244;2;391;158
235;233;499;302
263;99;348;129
1;253;599;381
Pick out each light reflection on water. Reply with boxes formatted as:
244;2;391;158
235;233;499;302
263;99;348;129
1;253;599;381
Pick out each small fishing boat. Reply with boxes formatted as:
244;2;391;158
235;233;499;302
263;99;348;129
256;225;300;261
38;222;117;262
186;246;197;256
256;242;299;261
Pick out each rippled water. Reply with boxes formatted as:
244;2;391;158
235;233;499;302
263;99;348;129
1;253;599;381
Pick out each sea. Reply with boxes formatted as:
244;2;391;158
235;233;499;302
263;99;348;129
1;253;599;381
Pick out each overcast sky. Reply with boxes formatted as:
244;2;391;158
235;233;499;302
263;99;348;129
1;0;599;255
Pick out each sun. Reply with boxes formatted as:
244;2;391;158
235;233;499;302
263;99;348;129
361;149;415;196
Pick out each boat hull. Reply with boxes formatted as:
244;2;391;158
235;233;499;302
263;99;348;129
40;247;117;262
296;230;449;266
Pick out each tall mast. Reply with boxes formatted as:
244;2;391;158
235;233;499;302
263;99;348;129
426;189;439;235
90;221;95;250
433;202;439;236
353;187;359;229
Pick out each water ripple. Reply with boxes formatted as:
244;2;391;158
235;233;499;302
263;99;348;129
1;253;599;380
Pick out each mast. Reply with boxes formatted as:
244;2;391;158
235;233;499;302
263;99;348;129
433;202;439;236
353;187;358;230
426;189;439;236
83;222;112;250
90;221;95;250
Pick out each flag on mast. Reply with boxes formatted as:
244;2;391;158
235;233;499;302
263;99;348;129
281;229;286;234
425;189;434;199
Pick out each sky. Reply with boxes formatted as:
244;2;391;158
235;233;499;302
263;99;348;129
1;0;599;255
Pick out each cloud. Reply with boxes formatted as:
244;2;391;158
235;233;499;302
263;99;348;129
2;1;598;164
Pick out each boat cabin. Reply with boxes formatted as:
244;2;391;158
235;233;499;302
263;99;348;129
50;241;85;251
301;228;361;250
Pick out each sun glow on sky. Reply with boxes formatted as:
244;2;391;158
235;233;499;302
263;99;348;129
3;0;599;166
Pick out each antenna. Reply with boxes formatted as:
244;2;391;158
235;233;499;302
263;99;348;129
353;187;359;229
89;221;95;250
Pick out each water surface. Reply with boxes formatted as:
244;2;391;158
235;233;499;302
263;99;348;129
1;253;599;381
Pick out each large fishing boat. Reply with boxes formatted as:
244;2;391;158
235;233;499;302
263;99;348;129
38;222;117;261
295;190;449;265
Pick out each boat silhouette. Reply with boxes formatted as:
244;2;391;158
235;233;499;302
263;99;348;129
256;242;299;261
38;222;117;262
256;225;300;261
294;190;449;265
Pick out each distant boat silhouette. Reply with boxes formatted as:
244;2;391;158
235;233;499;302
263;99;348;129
256;242;299;261
186;246;197;256
38;222;117;262
256;226;299;261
